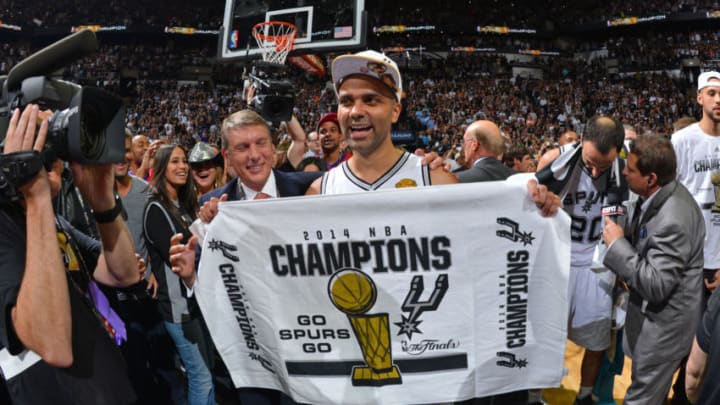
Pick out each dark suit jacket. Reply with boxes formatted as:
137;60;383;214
456;157;515;183
604;181;705;366
198;169;320;405
200;170;322;204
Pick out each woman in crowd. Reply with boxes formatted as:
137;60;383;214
142;144;215;405
188;141;225;199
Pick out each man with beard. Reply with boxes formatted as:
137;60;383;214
305;50;560;405
672;71;720;300
115;132;151;263
307;51;455;192
671;71;720;405
306;50;558;213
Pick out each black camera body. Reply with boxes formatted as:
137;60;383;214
0;30;126;201
247;61;295;125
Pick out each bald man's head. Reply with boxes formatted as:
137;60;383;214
463;120;505;164
131;135;149;164
582;116;624;154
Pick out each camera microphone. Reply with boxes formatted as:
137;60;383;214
5;29;97;91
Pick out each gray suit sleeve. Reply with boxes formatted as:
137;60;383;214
603;222;688;305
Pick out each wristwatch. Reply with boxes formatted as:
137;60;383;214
93;194;124;224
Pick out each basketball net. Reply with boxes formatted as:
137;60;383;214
252;21;297;65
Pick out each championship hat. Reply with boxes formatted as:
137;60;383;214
698;71;720;91
331;50;402;102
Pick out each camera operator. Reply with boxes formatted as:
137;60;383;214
0;104;140;404
245;80;308;171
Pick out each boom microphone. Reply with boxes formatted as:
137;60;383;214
5;29;98;91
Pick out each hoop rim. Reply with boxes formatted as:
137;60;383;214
251;21;298;42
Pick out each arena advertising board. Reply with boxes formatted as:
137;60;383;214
196;177;570;404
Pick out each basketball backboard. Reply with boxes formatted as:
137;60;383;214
220;0;366;62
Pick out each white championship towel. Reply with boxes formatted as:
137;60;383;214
197;180;571;405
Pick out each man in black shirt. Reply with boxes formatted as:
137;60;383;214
0;104;141;404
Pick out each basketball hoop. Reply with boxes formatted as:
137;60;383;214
252;21;297;65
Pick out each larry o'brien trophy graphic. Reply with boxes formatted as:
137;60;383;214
712;171;720;213
328;268;402;386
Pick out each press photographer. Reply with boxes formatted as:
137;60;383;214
0;30;141;405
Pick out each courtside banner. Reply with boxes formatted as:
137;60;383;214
197;179;571;404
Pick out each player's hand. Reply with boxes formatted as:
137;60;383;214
602;216;624;246
527;179;561;217
415;149;450;172
198;193;228;223
169;233;198;288
705;270;720;293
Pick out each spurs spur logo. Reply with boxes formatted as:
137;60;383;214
496;351;528;368
496;218;534;246
208;239;239;261
394;275;449;339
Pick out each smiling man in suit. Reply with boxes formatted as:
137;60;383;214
602;134;705;405
170;109;322;405
195;109;322;218
456;120;514;183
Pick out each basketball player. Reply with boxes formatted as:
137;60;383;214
536;115;627;405
673;71;720;300
306;50;559;219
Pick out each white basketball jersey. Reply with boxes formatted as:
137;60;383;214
320;151;431;194
562;167;605;270
672;123;720;268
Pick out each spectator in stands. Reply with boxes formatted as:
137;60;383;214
305;130;322;158
113;132;184;404
130;134;150;179
559;130;579;146
143;144;215;405
504;146;535;173
188;142;225;199
317;112;352;169
456;120;514;182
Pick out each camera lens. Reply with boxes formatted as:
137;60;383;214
79;103;106;160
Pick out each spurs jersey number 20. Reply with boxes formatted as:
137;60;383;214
320;151;431;194
563;167;605;270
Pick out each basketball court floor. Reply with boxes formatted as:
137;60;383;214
542;340;678;405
